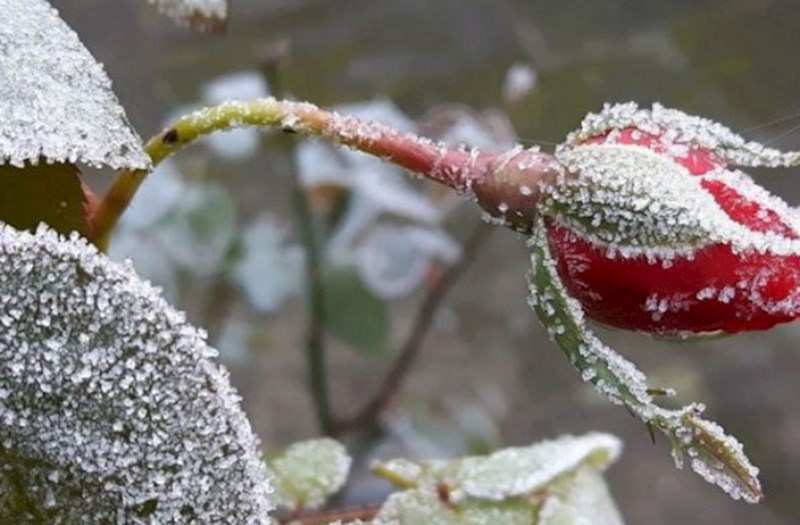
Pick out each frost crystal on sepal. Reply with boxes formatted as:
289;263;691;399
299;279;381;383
0;224;272;523
549;144;800;258
146;0;228;31
0;0;149;170
268;438;352;510
527;222;762;503
563;102;800;168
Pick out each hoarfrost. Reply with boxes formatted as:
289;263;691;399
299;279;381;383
230;215;304;313
537;467;623;525
565;102;800;168
0;223;273;523
269;438;352;510
0;0;149;170
527;220;763;503
371;433;623;525
374;433;621;501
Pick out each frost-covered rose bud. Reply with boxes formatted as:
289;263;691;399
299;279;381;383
543;102;800;337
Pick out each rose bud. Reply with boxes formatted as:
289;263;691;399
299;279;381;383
540;102;800;338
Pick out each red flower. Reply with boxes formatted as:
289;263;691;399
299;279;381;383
544;103;800;337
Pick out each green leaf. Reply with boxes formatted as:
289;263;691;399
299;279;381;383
371;434;623;525
376;490;536;525
0;163;90;236
538;467;623;525
324;266;389;356
268;438;352;510
372;432;621;499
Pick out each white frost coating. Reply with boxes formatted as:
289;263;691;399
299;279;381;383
564;102;800;168
269;438;352;510
372;433;623;525
146;0;227;26
0;0;149;170
549;144;800;259
0;224;273;523
449;433;621;501
527;221;762;503
537;467;624;525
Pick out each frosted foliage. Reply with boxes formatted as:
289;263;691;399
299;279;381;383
565;102;800;168
446;433;621;500
538;467;623;525
549;144;800;261
269;438;352;510
375;491;535;525
527;221;762;503
373;433;620;498
231;216;303;313
372;433;622;525
146;0;227;26
0;224;272;523
0;0;149;170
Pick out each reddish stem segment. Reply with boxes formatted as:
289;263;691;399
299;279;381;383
91;98;558;248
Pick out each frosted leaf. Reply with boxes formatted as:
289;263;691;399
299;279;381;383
268;438;352;510
563;102;800;168
145;0;228;32
372;433;621;500
375;490;535;525
0;0;149;170
372;433;622;525
154;181;237;276
527;220;762;503
0;223;272;523
296;141;353;187
538;467;623;525
355;225;459;300
444;433;621;500
230;215;303;313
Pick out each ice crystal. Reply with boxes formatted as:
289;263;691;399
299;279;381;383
548;144;800;260
146;0;228;31
527;220;762;503
564;102;800;168
0;0;149;170
373;433;620;500
371;433;623;525
0;224;273;523
269;438;352;510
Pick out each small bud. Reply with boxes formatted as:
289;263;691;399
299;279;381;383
542;102;800;337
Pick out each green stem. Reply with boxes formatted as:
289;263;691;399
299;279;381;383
90;98;491;250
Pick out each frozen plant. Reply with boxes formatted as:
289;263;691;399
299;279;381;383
0;225;273;524
5;0;800;520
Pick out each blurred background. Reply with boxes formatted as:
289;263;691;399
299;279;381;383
58;0;800;522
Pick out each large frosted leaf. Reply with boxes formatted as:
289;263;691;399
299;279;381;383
0;224;273;523
0;0;149;170
268;438;352;510
145;0;229;32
